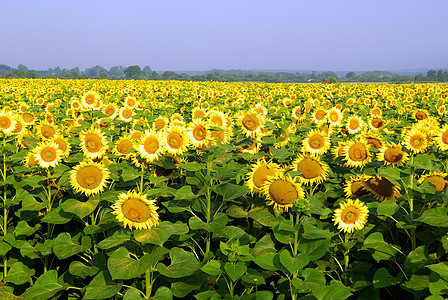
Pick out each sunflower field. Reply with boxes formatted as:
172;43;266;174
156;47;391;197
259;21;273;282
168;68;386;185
0;79;447;300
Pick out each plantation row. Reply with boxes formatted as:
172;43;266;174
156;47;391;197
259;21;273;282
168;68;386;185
0;79;447;299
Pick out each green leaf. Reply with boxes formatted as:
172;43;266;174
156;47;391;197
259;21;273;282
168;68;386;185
69;261;100;278
425;295;445;300
224;261;247;282
178;162;205;171
189;212;228;232
409;154;433;170
153;286;173;300
97;233;130;250
426;262;448;281
312;282;352;300
171;273;207;298
157;247;201;278
270;147;294;160
14;220;40;237
23;270;64;300
362;232;398;262
214;183;250;201
123;288;144;300
373;267;401;289
279;249;309;274
226;205;248;218
415;207;448;227
19;190;46;212
240;291;273;300
298;268;326;293
173;185;196;200
241;268;266;285
201;260;223;276
52;232;83;260
84;270;123;299
405;246;433;274
301;224;331;240
252;234;276;257
253;253;279;271
4;262;35;285
401;274;430;293
0;237;12;256
134;221;189;246
428;271;448;296
377;200;399;216
107;247;149;280
42;206;73;224
248;207;276;227
194;291;221;300
60;198;99;219
297;238;330;261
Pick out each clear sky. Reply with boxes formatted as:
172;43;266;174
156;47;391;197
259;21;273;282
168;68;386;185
1;0;447;71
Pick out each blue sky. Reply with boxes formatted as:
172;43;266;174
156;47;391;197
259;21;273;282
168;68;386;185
1;0;447;71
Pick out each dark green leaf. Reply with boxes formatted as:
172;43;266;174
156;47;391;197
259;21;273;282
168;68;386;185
415;207;448;227
153;286;173;300
404;246;433;274
42;206;73;224
240;291;273;300
279;249;309;274
253;253;279;271
23;270;64;299
362;232;398;262
248;207;276;227
173;185;196;200
214;183;249;201
178;162;205;171
189;213;228;232
14;220;40;237
107;247;149;280
60;198;99;219
224;261;247;281
84;270;123;299
97;233;130;250
69;261;100;278
201;260;223;276
373;267;401;289
4;262;35;285
377;200;399;216
312;282;352;300
426;262;448;281
52;232;83;260
171;273;207;298
401;274;430;293
134;221;189;246
297;238;330;261
157;247;201;278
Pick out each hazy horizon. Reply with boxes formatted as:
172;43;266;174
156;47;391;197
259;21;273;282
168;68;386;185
1;0;447;71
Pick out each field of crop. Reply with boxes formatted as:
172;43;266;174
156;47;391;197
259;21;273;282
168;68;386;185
0;79;447;299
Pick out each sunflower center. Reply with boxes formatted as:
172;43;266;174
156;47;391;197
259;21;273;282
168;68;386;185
371;118;383;128
76;166;103;189
167;133;183;149
348;143;367;161
341;208;359;223
117;140;132;154
253;165;277;188
423;176;446;192
22;113;34;123
242;115;260;131
85;95;96;104
297;158;322;179
41;147;57;162
315;110;325;120
384;147;403;163
308;134;324;149
415;111;427;120
441;131;448;145
41;125;56;139
154;120;166;130
85;134;103;152
143;137;159;154
349;119;360;130
411;137;422;147
365;177;394;197
193;126;207;141
122;109;132;119
269;179;298;205
105;107;115;116
329;112;339;122
121;198;152;222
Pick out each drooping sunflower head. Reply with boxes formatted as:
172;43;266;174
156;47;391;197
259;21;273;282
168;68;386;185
413;109;429;121
302;130;330;156
33;141;62;168
138;130;165;162
80;127;107;159
378;142;409;167
435;124;448;151
163;125;189;156
292;154;329;185
111;190;159;230
70;160;110;196
344;139;371;168
405;129;428;154
362;132;384;149
418;172;448;192
369;117;385;131
362;175;401;202
344;175;369;198
246;158;281;194
333;199;369;233
261;175;304;212
51;135;71;157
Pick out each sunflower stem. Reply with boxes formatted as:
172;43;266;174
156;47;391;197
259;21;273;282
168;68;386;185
205;156;212;255
409;154;416;251
139;163;145;193
2;134;8;279
343;233;350;286
145;268;153;299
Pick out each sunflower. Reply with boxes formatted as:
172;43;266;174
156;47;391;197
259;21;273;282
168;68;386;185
261;175;304;212
51;135;71;157
344;175;369;198
11;119;25;135
187;119;210;149
33;141;62;168
246;158;281;194
301;130;330;156
192;107;207;119
119;107;134;122
362;132;384;149
163;125;189;156
153;116;168;131
209;126;232;146
327;107;343;126
113;136;135;158
312;108;327;124
70;160;110;196
344;139;371;168
102;103;118;118
413;109;429;121
37;120;58;140
237;110;265;138
333;199;369;233
0;110;17;135
332;141;348;160
418;172;448;192
362;175;401;202
82;91;99;109
24;150;39;168
370;107;382;117
21;112;35;125
291;106;305;121
80;127;107;159
124;96;138;108
369;117;385;131
404;129;428;154
435;124;448;151
111;190;159;230
377;142;408;167
346;116;364;134
138;130;165;162
292;155;329;185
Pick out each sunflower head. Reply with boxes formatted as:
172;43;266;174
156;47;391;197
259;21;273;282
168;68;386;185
238;110;265;138
188;119;210;149
114;136;135;158
80;127;107;159
344;140;371;168
163;125;189;156
378;143;408;167
111;190;159;230
70;160;110;196
292;155;329;185
302;130;330;156
138;130;165;162
33;141;62;168
261;175;304;212
344;175;369;198
418;172;448;192
333;199;369;233
405;129;428;154
246;158;280;194
362;175;401;202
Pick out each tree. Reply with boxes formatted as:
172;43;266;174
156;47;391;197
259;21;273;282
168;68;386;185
0;65;13;76
109;65;125;77
346;71;356;78
328;77;337;83
17;64;28;71
143;66;152;77
124;65;146;80
85;65;108;78
427;70;437;81
437;70;447;82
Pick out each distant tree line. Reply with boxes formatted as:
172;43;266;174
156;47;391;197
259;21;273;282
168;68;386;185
0;64;447;83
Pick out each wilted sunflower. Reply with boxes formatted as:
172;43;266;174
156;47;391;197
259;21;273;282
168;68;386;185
246;158;281;194
344;139;371;168
362;175;401;202
237;110;265;138
377;142;408;167
404;129;428;154
153;116;169;131
33;141;62;168
346;116;364;134
70;161;110;196
435;124;448;151
327;107;343;126
261;175;304;212
113;136;135;159
163;125;189;156
413;109;429;121
187;119;210;149
302;130;330;156
111;190;159;230
138;130;165;162
51;135;71;157
333;199;369;233
418;172;448;192
292;154;329;185
37;120;58;140
344;175;369;199
80;127;107;159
